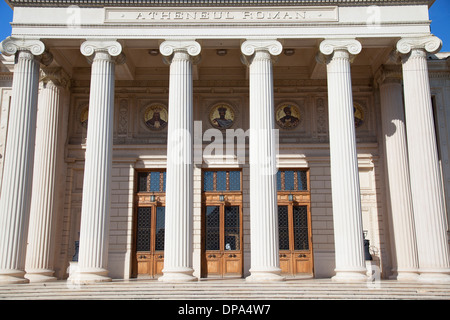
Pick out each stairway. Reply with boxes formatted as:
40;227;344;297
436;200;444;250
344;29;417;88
1;278;449;300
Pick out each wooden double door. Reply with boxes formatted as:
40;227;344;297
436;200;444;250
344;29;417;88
133;170;166;278
202;200;243;278
277;195;313;276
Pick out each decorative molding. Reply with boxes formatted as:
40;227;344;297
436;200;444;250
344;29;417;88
396;36;442;55
0;37;45;56
159;40;201;57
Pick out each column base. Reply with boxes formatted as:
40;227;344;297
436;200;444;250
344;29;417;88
25;269;57;283
246;268;285;282
69;267;111;284
159;267;197;283
418;269;450;283
396;271;420;282
332;268;368;282
0;270;29;284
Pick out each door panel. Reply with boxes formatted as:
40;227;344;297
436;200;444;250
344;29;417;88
203;204;243;278
277;203;313;276
134;204;166;278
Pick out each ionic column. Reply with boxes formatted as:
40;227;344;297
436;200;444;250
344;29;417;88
397;36;450;283
25;67;69;283
0;38;47;284
158;40;201;282
377;65;419;281
70;41;124;284
319;39;367;282
241;40;285;282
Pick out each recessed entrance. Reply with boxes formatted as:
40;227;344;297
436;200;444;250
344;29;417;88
201;170;243;278
133;170;166;278
277;169;314;276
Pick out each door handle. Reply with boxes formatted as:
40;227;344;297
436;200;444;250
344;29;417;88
208;254;216;258
228;254;237;258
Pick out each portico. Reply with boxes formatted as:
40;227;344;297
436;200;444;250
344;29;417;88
0;0;449;286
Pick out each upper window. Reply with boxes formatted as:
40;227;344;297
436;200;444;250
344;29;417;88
277;170;308;191
138;171;166;192
203;170;241;192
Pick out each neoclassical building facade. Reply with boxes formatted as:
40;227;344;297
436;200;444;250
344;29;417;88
0;0;449;285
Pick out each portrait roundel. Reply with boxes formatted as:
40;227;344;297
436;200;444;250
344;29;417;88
276;104;301;130
144;104;168;130
209;104;235;130
354;103;365;128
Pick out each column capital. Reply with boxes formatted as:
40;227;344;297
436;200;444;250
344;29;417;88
80;40;123;57
396;35;442;55
240;39;283;57
39;67;71;89
319;38;362;56
159;40;201;57
375;64;403;87
1;37;46;57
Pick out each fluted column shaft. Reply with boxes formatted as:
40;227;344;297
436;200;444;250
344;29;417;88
319;40;367;282
378;67;419;280
241;40;284;282
25;68;68;283
159;40;201;282
0;38;46;284
71;41;123;284
397;36;450;283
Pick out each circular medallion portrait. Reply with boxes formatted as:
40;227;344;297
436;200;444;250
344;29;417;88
276;104;301;130
209;104;235;130
80;107;89;128
144;105;168;130
354;103;365;128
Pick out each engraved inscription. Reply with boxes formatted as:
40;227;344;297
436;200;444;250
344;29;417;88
105;7;338;24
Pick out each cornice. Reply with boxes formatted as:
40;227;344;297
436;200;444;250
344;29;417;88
5;0;434;7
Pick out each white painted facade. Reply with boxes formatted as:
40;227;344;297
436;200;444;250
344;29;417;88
0;0;449;284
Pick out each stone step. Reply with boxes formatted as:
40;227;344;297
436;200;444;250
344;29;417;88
1;279;449;300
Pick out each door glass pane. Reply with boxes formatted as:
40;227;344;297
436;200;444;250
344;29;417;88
138;172;148;192
278;206;290;250
206;206;220;250
293;206;309;250
155;207;165;251
229;171;241;191
224;206;240;250
276;171;282;191
216;171;227;191
150;171;161;192
297;171;307;191
204;171;214;191
284;170;295;190
136;207;151;251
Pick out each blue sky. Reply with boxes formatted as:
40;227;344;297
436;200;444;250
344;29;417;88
0;0;449;51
